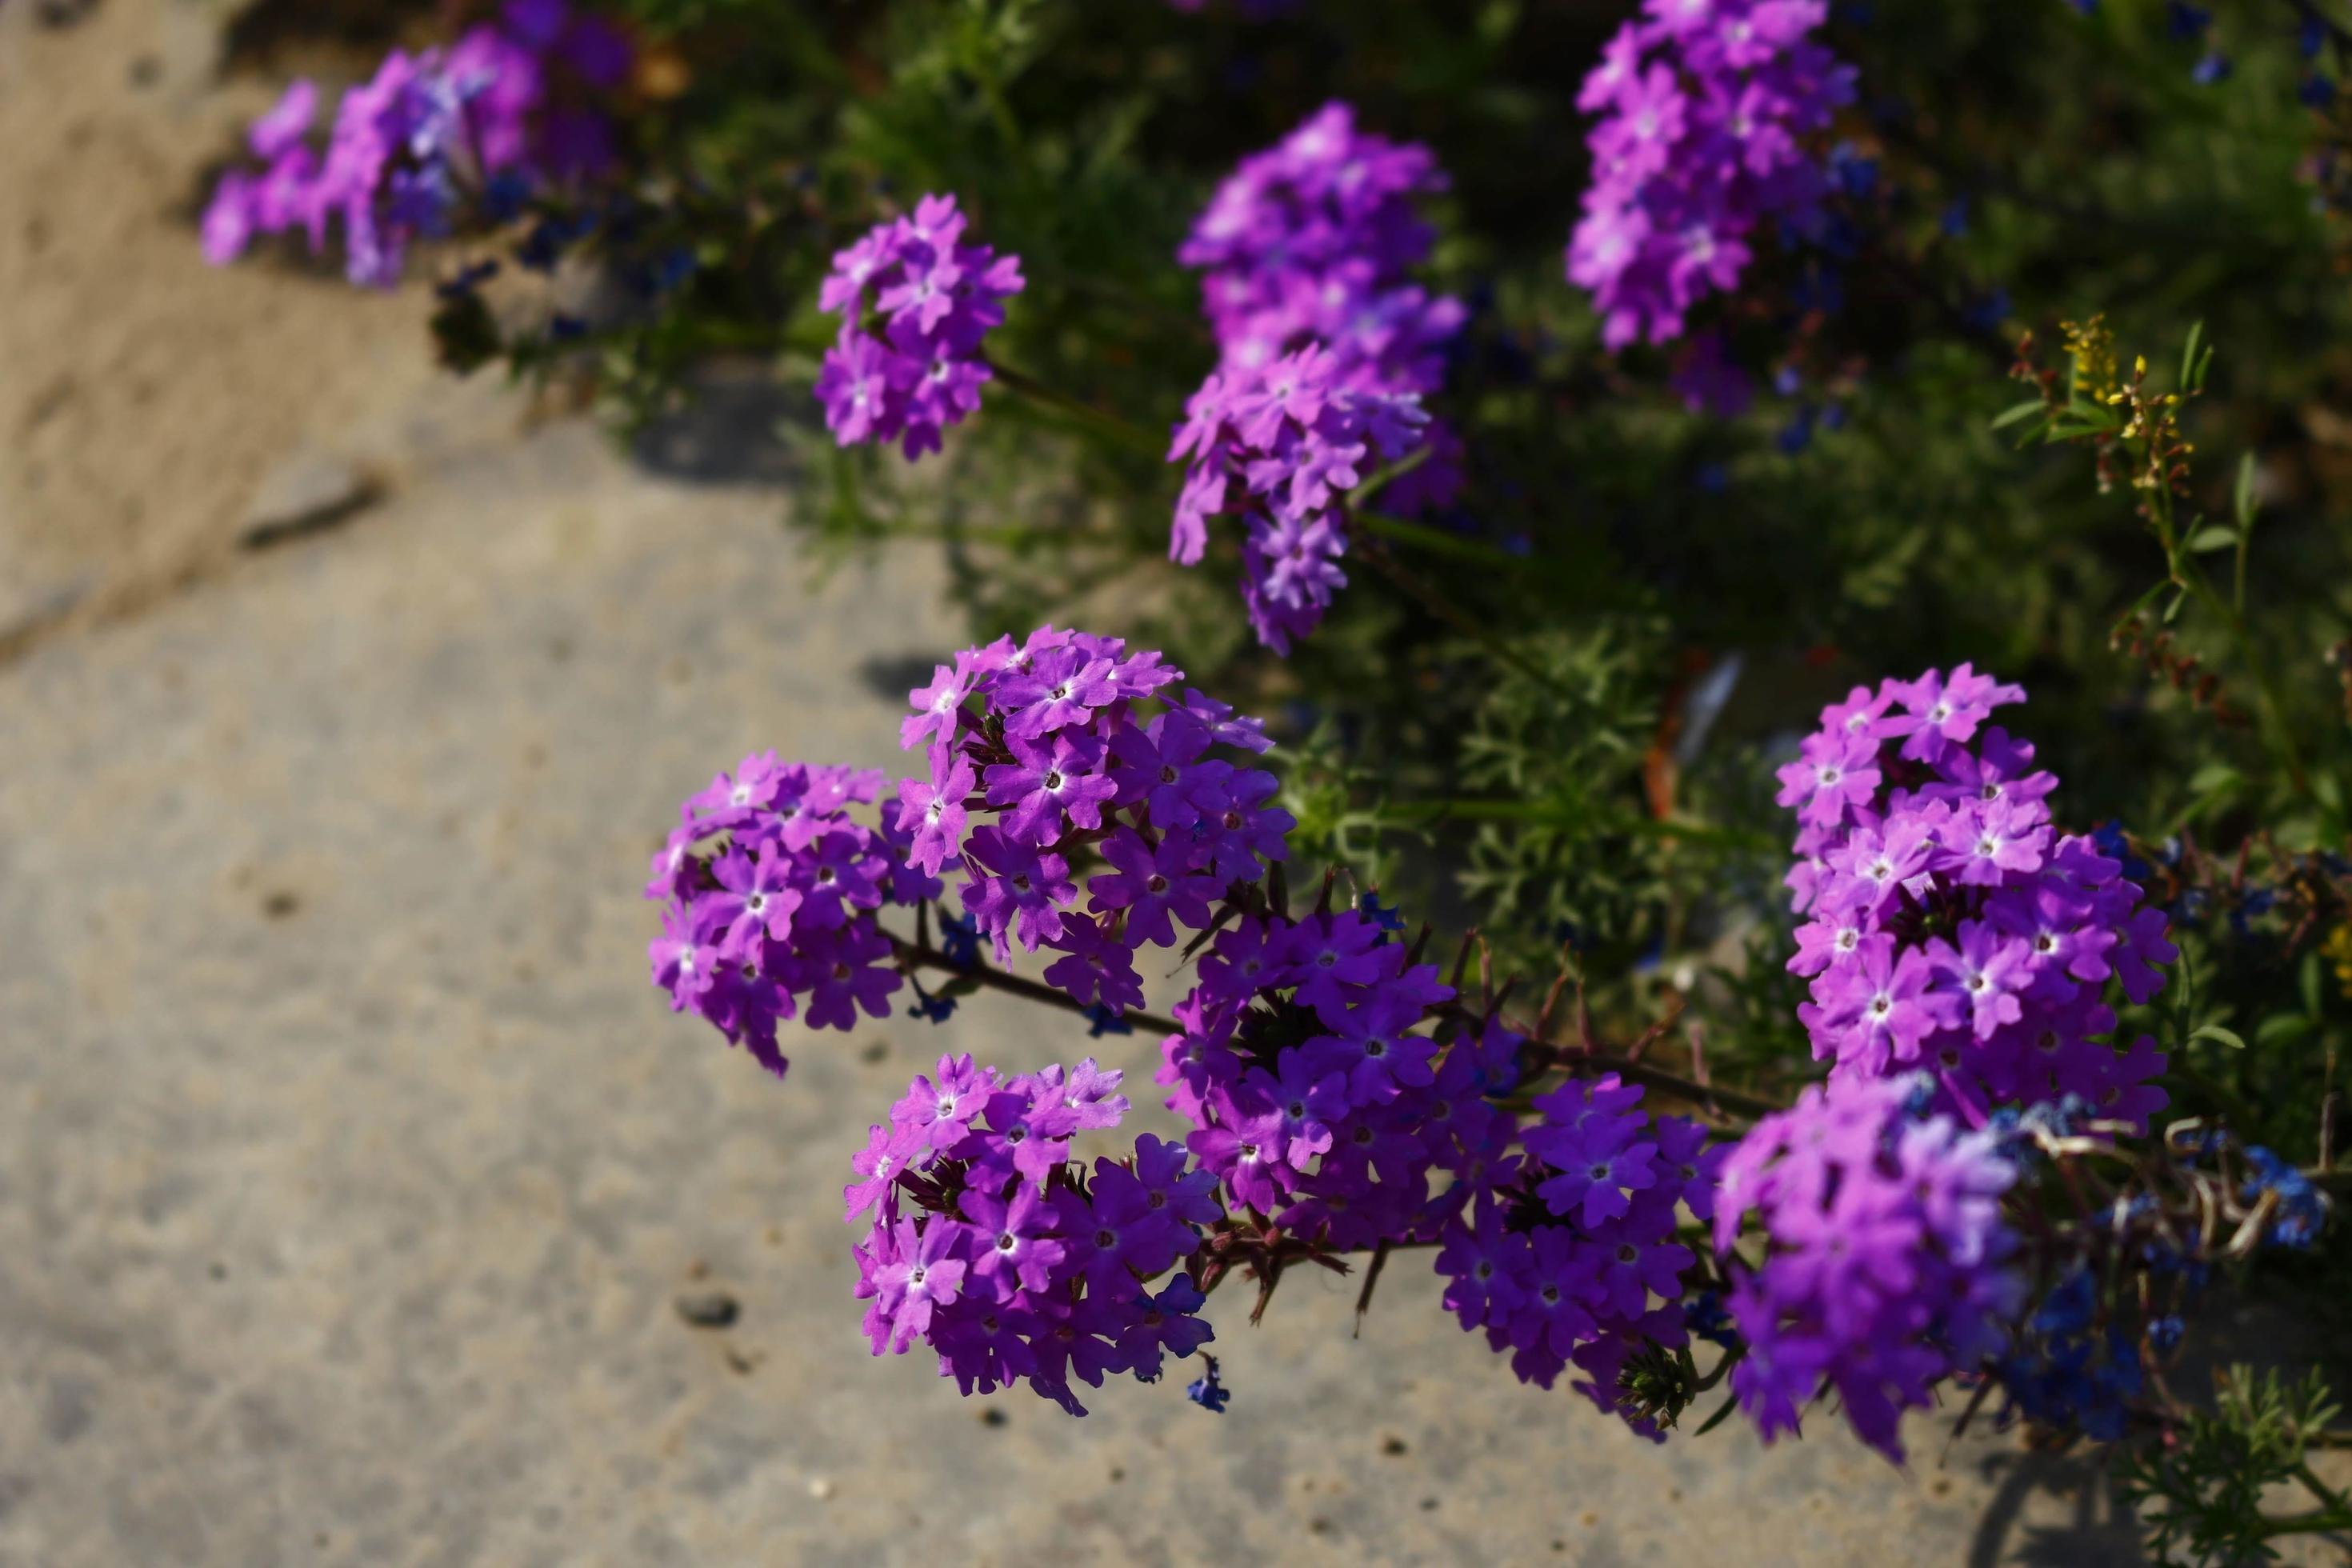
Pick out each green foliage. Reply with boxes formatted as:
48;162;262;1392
2117;1366;2352;1566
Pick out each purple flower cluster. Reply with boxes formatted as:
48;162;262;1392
1156;906;1513;1252
814;195;1026;462
896;626;1294;1006
1167;343;1430;651
201;0;628;287
1776;666;2175;1127
1436;1074;1727;1436
1180;102;1464;402
1168;103;1467;650
646;759;938;1078
1715;1074;2022;1462
1569;0;1855;349
847;1055;1219;1414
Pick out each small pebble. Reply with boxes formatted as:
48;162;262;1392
674;1291;739;1330
808;1478;835;1501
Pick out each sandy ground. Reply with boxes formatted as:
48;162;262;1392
1;4;2346;1566
0;0;447;643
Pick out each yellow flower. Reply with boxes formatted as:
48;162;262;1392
2325;922;2352;999
2062;315;2119;403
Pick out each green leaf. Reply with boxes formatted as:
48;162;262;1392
2187;762;2245;802
2233;451;2258;529
2178;320;2205;390
1990;398;2047;431
1692;1392;1741;1438
2255;1014;2314;1046
2302;952;2323;1020
2186;526;2238;553
2190;1023;2246;1050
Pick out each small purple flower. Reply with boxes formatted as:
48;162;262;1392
812;194;1023;460
895;758;975;878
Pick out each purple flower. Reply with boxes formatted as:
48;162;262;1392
1436;1199;1534;1327
1778;666;2173;1126
845;1119;924;1223
874;1216;969;1351
1568;3;1854;348
1715;1075;2022;1463
894;758;975;878
958;826;1077;958
812;194;1023;460
848;1055;1216;1415
962;1183;1066;1298
815;332;912;446
982;733;1117;846
959;1086;1081;1190
202;15;626;288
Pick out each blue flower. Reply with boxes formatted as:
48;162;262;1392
937;911;983;970
2242;1146;2329;1248
1186;1356;1230;1414
906;982;958;1026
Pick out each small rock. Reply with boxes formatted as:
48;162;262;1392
673;1291;739;1330
807;1478;835;1502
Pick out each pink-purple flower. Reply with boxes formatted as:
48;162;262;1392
1778;667;2175;1127
1168;344;1429;652
1714;1074;2023;1462
848;1056;1217;1415
814;194;1025;460
201;2;629;286
1568;1;1855;348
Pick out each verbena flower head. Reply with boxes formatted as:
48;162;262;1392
645;758;934;1078
1430;1074;1726;1437
1151;878;1720;1436
1167;343;1429;652
1715;1073;2023;1462
901;628;1294;1025
646;627;1288;1076
1158;903;1485;1249
847;1056;1218;1415
1172;104;1466;648
1777;667;2175;1127
814;194;1026;461
1180;102;1464;399
1569;0;1856;348
201;1;629;286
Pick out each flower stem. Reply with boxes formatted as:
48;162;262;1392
886;930;1180;1036
1351;531;1572;696
984;357;1167;457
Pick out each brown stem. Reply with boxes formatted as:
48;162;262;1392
887;932;1180;1036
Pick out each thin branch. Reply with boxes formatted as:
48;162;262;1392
888;931;1179;1036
